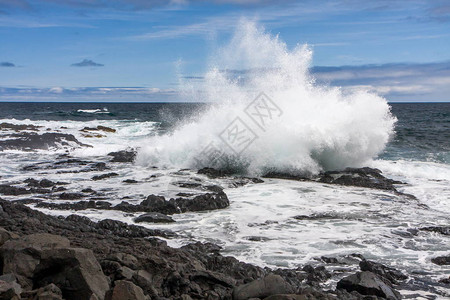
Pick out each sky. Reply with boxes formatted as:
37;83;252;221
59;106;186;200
0;0;449;102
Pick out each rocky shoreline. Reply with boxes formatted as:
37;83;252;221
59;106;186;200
0;197;426;300
0;141;448;299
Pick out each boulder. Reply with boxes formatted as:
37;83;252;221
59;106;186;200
21;283;63;300
359;260;407;284
431;255;450;265
336;271;401;299
233;274;295;300
140;195;178;215
420;226;450;236
0;227;19;247
1;233;70;278
108;150;136;163
134;212;175;224
174;192;229;213
0;280;20;300
92;173;119;181
34;248;110;300
109;280;146;300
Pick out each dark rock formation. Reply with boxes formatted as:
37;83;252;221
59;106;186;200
337;271;401;299
134;212;175;223
420;226;450;236
232;274;295;300
0;133;89;151
108;150;136;163
92;172;119;181
431;255;450;265
359;260;407;284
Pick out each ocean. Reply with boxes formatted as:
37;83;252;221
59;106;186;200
0;101;449;298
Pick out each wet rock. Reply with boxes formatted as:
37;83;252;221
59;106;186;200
140;195;178;215
59;192;85;200
0;185;30;196
262;172;309;181
0;133;89;151
0;122;40;131
81;125;116;133
420;226;450;236
108;150;136;163
174;181;202;189
108;280;146;300
318;167;402;191
360;260;407;284
233;274;295;300
175;192;230;213
123;179;138;184
204;185;224;193
91;162;108;171
97;219;174;239
439;276;450;284
431;255;450;265
197;167;233;178
134;212;175;224
82;188;96;193
92;172;119;181
337;271;401;299
302;265;331;283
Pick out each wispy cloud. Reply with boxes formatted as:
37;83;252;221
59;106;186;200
311;61;450;101
0;86;178;101
71;59;104;67
0;61;15;67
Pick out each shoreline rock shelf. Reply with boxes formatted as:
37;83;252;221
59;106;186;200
0;198;424;300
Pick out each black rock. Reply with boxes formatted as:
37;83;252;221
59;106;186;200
108;150;136;163
174;192;229;213
0;122;40;131
123;179;138;184
0;185;30;195
198;167;233;178
0;132;89;151
420;226;450;236
134;212;175;223
431;255;450;265
140;195;178;215
302;265;331;284
360;260;407;284
337;271;401;299
59;192;85;200
92;172;119;181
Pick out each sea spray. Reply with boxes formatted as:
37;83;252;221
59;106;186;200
137;21;396;175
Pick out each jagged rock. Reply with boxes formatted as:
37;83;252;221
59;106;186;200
359;260;407;284
21;283;63;300
134;212;175;223
59;192;85;200
108;280;146;300
1;233;70;278
0;227;19;247
302;265;331;283
81;125;116;133
0;133;89;151
197;167;232;178
175;192;229;213
318;167;402;191
92;173;119;181
0;122;40;131
420;226;450;236
337;271;401;299
34;248;109;300
431;255;450;265
233;274;295;300
123;179;138;184
140;195;177;215
108;150;136;163
0;280;20;300
0;185;30;196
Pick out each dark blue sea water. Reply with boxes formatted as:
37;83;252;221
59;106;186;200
0;102;448;164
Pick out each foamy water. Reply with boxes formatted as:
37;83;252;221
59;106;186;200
137;21;396;175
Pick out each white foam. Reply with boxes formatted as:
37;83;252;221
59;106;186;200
137;20;396;175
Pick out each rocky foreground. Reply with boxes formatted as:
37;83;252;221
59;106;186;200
0;144;448;299
0;197;420;300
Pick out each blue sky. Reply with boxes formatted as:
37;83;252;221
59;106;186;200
0;0;449;102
